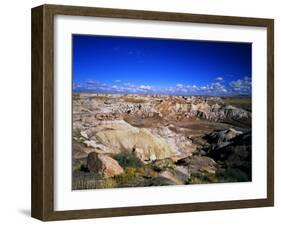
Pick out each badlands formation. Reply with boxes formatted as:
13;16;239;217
72;93;252;189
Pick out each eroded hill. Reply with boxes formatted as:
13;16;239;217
72;93;252;189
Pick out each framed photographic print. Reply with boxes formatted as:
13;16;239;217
31;4;274;221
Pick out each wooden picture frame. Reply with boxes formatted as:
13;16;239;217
31;4;274;221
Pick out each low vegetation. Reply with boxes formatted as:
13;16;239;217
222;96;251;111
113;151;144;168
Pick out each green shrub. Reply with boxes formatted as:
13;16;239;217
113;151;143;168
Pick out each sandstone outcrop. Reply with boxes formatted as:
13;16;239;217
77;120;176;162
95;126;175;162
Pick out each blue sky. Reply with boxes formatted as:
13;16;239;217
73;34;252;96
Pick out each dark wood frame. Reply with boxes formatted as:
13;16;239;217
31;4;274;221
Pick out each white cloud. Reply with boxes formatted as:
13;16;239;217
139;85;152;90
216;77;224;81
114;80;121;83
203;82;228;95
229;76;251;95
74;76;251;96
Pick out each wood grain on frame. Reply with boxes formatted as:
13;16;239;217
31;4;274;221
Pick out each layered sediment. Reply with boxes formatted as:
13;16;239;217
72;93;252;189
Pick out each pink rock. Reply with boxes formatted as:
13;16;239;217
87;152;124;178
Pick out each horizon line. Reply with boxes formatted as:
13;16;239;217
73;91;252;97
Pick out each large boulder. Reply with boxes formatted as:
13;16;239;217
159;170;184;185
87;152;124;178
151;165;190;186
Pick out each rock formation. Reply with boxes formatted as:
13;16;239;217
87;152;124;178
72;93;252;189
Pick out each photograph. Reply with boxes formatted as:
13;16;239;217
72;34;252;190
